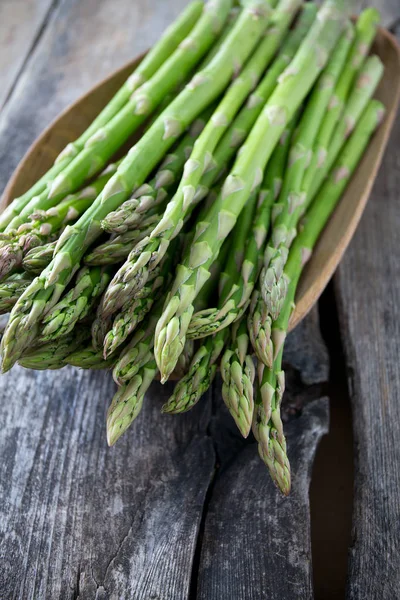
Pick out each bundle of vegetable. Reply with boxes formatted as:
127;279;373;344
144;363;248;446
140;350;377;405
0;1;386;495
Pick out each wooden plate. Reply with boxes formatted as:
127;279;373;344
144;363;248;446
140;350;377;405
1;26;399;332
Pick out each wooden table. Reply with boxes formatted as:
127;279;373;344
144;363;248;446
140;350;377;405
0;2;399;598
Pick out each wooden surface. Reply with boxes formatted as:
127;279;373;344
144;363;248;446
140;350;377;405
335;27;400;599
0;1;399;599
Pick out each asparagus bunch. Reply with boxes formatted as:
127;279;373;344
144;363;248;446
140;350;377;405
0;1;386;496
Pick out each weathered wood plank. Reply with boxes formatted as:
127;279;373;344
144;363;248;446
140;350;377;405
0;367;215;599
197;310;330;599
0;0;188;194
335;25;400;598
0;0;56;112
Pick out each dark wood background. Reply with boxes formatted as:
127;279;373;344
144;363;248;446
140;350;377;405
0;1;399;598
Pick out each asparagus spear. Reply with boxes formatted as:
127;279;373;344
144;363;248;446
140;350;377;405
22;241;56;274
162;329;228;414
301;7;381;197
84;214;161;266
112;307;161;386
107;359;158;446
255;99;385;494
0;162;121;280
18;327;91;370
0;2;205;232
307;54;384;201
0;2;212;234
2;0;281;370
188;117;295;338
94;0;274;312
221;318;255;437
154;0;348;382
40;266;112;342
260;53;384;320
196;1;317;200
64;346;115;370
259;24;355;317
0;272;34;315
101;111;213;234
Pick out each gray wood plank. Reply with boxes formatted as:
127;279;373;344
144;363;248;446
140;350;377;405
0;0;56;112
197;310;330;599
0;367;215;599
0;0;188;194
335;24;400;599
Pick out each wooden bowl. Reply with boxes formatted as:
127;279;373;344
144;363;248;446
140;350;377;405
1;26;399;332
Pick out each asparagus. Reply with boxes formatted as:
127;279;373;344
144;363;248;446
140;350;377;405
196;0;317;200
95;0;274;311
254;99;385;493
188;117;295;338
18;327;91;370
175;339;195;378
307;54;384;201
3;0;286;370
260;24;355;318
162;329;228;414
154;0;348;382
221;318;255;437
0;1;206;233
107;359;158;446
64;346;115;370
301;7;381;197
23;241;56;274
101;111;213;234
255;361;289;494
0;272;34;315
0;162;121;280
84;214;161;266
40;266;112;342
112;308;161;386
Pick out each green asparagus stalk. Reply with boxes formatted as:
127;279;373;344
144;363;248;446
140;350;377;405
18;327;91;370
91;307;114;353
103;276;161;358
260;24;355;317
254;99;385;493
64;345;115;370
0;272;34;315
195;0;317;200
112;306;161;385
40;266;112;342
307;54;384;201
162;329;228;414
101;111;213;234
22;241;56;273
301;7;381;197
0;162;121;280
255;360;289;494
154;0;348;382
84;214;161;266
221;318;255;437
107;359;158;446
174;339;195;378
95;0;274;312
3;0;286;370
0;2;205;232
188;117;295;338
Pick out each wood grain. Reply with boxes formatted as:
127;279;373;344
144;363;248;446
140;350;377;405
0;0;56;112
197;313;330;600
335;63;400;600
